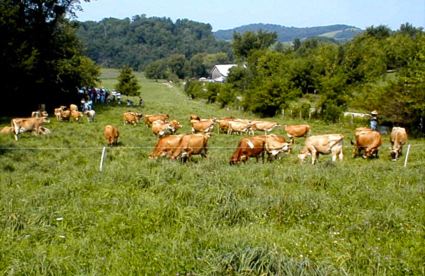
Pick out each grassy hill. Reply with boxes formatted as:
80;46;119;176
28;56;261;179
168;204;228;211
214;24;364;42
0;69;424;275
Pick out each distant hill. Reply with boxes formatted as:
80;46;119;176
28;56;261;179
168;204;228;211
214;24;363;42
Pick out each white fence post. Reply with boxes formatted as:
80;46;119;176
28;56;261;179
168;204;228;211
100;147;107;171
403;144;411;167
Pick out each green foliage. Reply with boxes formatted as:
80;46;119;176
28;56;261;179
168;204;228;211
144;59;168;80
0;74;424;275
232;30;278;61
115;65;141;96
0;0;100;115
76;16;232;70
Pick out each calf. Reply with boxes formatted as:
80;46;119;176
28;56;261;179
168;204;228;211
298;134;344;164
84;110;96;122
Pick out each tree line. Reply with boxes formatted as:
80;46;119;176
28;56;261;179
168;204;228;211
184;24;425;135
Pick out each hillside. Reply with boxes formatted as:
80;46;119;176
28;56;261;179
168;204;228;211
214;23;363;42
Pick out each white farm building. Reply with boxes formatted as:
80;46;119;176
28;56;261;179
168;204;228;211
211;64;237;82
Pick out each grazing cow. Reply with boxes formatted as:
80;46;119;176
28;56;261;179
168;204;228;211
191;118;216;133
1;126;13;134
70;104;78;112
31;110;48;118
217;117;236;134
149;134;185;159
11;117;50;140
264;135;291;160
298;134;344;164
144;114;170;127
249;120;281;135
152;120;175;137
104;125;119;146
227;120;252;135
123;112;144;126
352;128;382;159
190;114;200;121
229;136;266;165
54;106;67;121
168;120;183;134
285;124;311;143
170;133;210;161
60;110;71;121
390;127;408;161
84;110;96;122
71;110;84;121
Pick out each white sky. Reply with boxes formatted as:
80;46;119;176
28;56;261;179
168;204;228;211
74;0;425;31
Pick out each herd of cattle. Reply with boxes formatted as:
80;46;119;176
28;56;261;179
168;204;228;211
1;105;409;164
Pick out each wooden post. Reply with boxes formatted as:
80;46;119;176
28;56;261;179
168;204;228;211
403;144;411;167
100;147;107;171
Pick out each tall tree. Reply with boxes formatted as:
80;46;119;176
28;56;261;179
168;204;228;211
0;0;99;115
232;30;277;61
115;65;141;97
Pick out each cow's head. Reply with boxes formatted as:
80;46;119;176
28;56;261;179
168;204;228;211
297;148;310;163
390;145;401;161
363;147;378;159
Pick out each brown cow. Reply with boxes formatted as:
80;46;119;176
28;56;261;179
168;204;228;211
1;126;13;134
104;125;119;146
298;134;344;164
191;118;216;133
11;117;50;140
190;114;200;121
31;110;48;118
151;120;175;137
144;114;170;127
149;134;185;159
390;127;408;161
54;106;67;121
60;110;71;121
71;110;84;121
168;120;183;134
170;133;210;161
352;128;382;159
70;104;78;112
123;112;144;126
227;120;252;135
249;121;281;135
264;134;291;160
217;117;236;134
229;136;266;165
285;124;311;143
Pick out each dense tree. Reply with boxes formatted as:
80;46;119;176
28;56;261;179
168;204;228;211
115;65;141;97
145;59;168;81
0;0;100;115
232;30;278;61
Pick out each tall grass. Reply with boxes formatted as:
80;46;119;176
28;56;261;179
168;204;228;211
1;69;424;275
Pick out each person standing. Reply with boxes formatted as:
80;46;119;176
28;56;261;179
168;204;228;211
370;110;378;130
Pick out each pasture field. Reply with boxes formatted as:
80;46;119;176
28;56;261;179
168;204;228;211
1;73;424;275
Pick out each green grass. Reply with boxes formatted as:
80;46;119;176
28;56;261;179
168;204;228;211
1;69;424;275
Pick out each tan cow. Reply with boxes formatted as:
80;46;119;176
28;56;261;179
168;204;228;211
123;112;144;125
1;126;13;134
71;110;84;121
298;134;344;164
54;106;67;121
149;134;185;159
144;114;170;127
229;136;266;165
104;125;119;146
390;127;408;161
264;134;291;160
31;110;48;118
227;120;252;135
168;120;183;134
170;133;210;161
249;121;281;135
217;117;236;134
70;104;78;112
191;118;216;133
11;117;50;140
60;110;71;121
285;124;311;143
84;110;96;122
352;128;382;159
190;114;200;121
152;120;175;137
36;125;51;136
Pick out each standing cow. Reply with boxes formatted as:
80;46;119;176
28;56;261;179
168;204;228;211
104;125;120;146
298;134;344;164
285;124;311;144
390;127;408;161
352;128;382;159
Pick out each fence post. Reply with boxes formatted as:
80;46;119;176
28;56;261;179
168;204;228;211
100;147;107;171
403;144;411;167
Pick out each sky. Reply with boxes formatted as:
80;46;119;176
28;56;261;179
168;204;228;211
74;0;425;31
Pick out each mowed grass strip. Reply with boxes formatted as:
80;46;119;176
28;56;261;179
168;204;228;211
0;69;424;275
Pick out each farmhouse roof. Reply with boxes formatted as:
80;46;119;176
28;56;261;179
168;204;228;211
211;64;237;82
